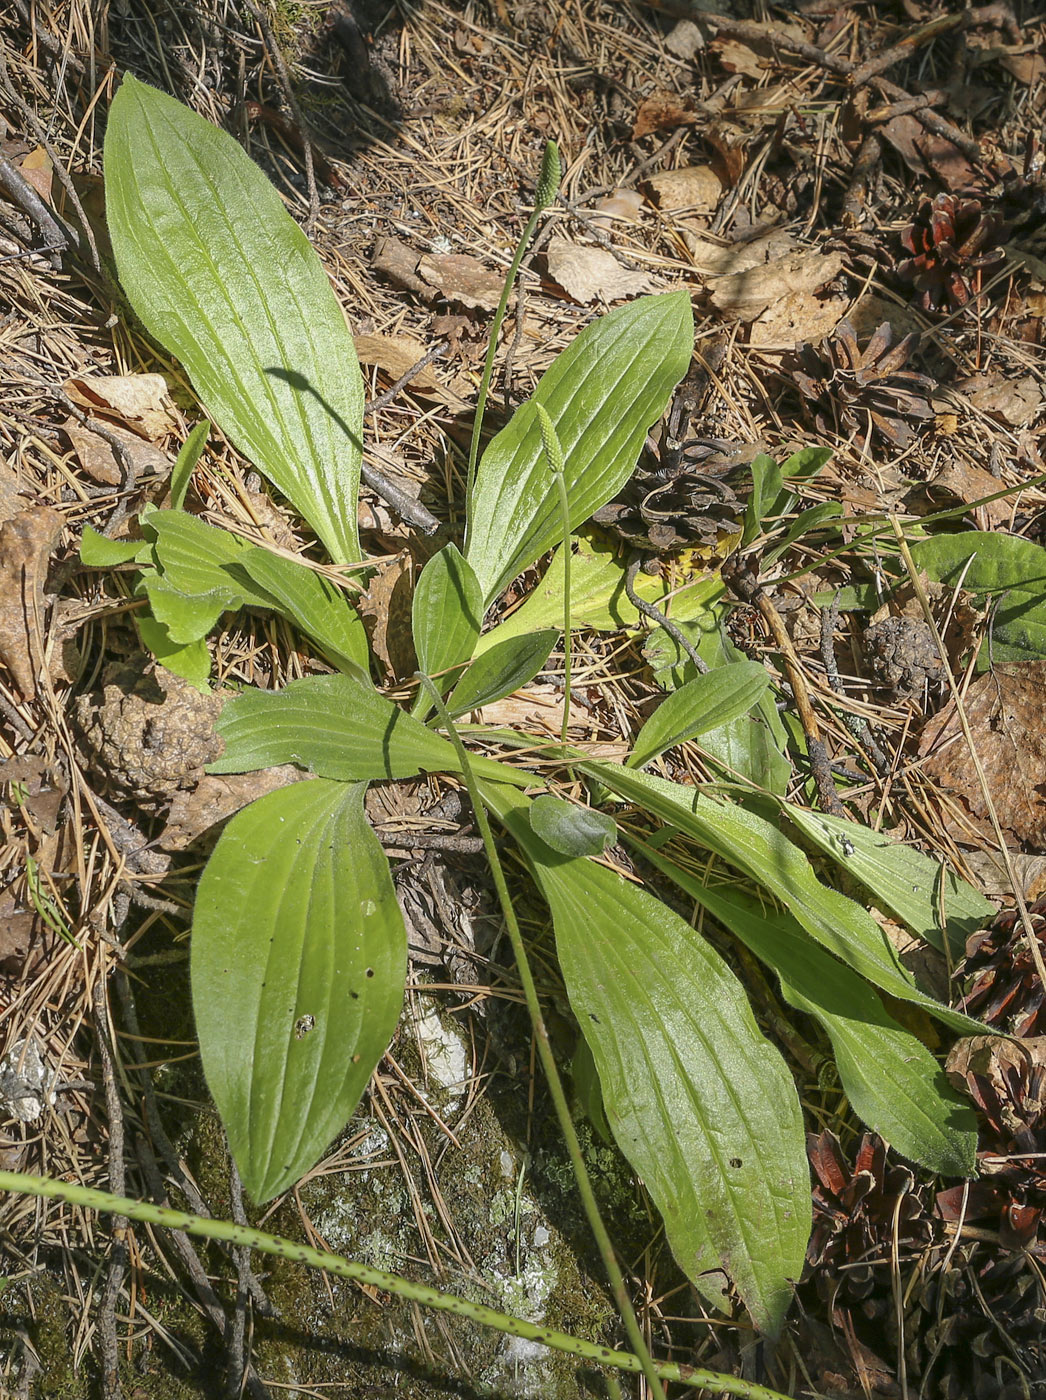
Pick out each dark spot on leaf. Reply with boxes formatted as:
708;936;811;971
730;1157;743;1168
365;967;374;977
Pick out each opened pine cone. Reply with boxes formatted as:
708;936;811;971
897;194;1008;311
591;437;746;552
790;320;934;448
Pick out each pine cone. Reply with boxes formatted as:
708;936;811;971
790;320;934;448
806;1130;932;1321
591;438;746;552
962;898;1046;1038
897;194;1008;311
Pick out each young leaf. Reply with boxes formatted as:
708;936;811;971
481;780;810;1336
79;527;149;568
412;544;483;681
638;845;977;1175
781;805;993;959
446;629;558;718
104;75;365;564
191;780;406;1203
466;293;693;604
136;613;211;690
627;661;770;769
529;794;616;857
584;763;987;1037
212;673;532;788
170;420;209;510
912;531;1046;663
741;453;782;547
141;575;230;645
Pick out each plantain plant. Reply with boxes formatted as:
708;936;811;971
70;73;995;1342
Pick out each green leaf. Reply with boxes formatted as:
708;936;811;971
191;780;406;1202
142;575;230;645
412;544;483;681
212;673;532;788
447;629;558;718
79;526;148;567
170;420;209;510
148;510;249;602
474;531;723;654
781;805;993;960
583;763;987;1038
529;794;616;856
627;662;770;769
764;501;842;564
779;446;834;480
741;454;782;547
466;293;693;604
136;612;211;690
482;780;810;1336
104;75;365;564
638;845;977;1175
912;531;1046;663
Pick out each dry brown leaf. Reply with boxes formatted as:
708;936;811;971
18;146;52;203
919;662;1046;849
710;249;845;323
63;373;176;441
590;188;645;224
664;19;702;59
416;252;505;312
926;459;1013;529
1000;48;1046;86
0;506;63;700
878;114;981;193
749;293;847;348
545;237;660;304
353;332;471;410
960;373;1044;428
159;767;304;851
475;684;621;746
946;1034;1046;1121
61;416;170;487
710;37;765;78
642;166;722;215
372;236;431;297
632;90;700;140
357;555;415;681
683;229;794;278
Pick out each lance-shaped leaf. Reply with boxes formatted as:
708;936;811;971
104;75;364;564
627;661;770;769
191;781;406;1202
412;544;483;682
584;762;987;1037
211;673;533;787
466;293;693;604
638;843;977;1176
446;629;558;718
481;780;810;1336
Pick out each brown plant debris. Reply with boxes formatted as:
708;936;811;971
897;194;1009;311
544;236;661;305
790;320;935;448
0;505;63;700
862;616;946;700
919;661;1046;848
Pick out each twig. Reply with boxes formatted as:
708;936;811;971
363;343;447;416
92;975;127;1400
0;157;68;268
819;594;891;777
226;1159;252;1400
360;456;442;536
625;552;708;675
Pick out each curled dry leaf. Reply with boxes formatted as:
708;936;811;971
415;251;506;312
63;373;177;441
61;416;170;487
919;662;1046;848
642;166;722;216
544;236;660;304
0;506;63;700
632;90;700;141
353;332;471;410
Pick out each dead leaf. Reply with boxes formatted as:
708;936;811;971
353;332;471;410
959;373;1043;428
0;507;63;700
710;37;765;78
750;293;848;348
357;555;416;681
590;189;645;225
476;683;622;746
642;166;722;215
920;663;1046;848
372;236;432;298
946;1034;1046;1133
999;47;1046;86
159;766;304;851
61;416;170;487
416;252;505;312
962;848;1046;901
664;20;702;60
63;374;176;441
925;459;1013;529
17;146;52;203
879;114;981;193
683;228;794;278
0;460;26;526
632;91;700;141
710;249;845;323
545;237;660;304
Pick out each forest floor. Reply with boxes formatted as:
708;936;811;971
2;1;1046;1397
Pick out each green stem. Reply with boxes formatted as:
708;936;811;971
0;1170;793;1399
535;402;572;744
417;677;668;1400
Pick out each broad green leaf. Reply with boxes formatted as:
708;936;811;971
136;612;211;690
412;544;483;680
584;763;987;1037
481;780;810;1336
105;75;364;564
628;662;770;769
211;673;532;787
912;531;1046;663
191;780;406;1202
142;575;230;645
230;547;370;679
148;510;249;603
741;454;782;547
779;446;834;480
447;629;558;718
79;526;149;567
529;794;616;856
638;845;977;1175
170;420;209;510
781;805;993;959
466;293;693;604
475;531;723;655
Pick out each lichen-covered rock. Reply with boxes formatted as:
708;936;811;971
74;658;223;810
